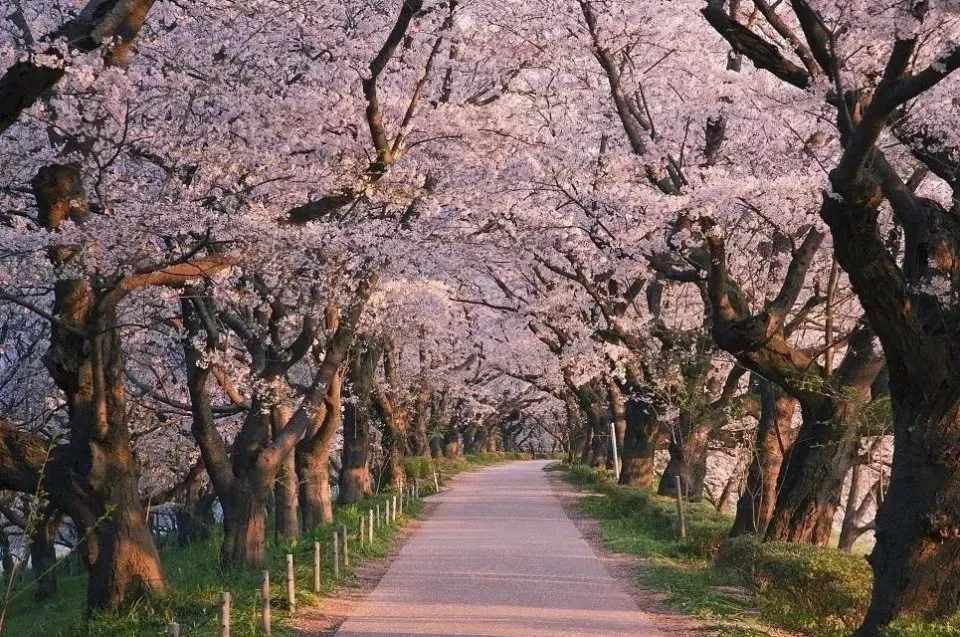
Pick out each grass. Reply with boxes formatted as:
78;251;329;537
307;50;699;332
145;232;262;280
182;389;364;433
554;463;883;637
1;451;528;637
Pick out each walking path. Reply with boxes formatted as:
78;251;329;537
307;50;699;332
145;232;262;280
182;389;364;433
330;460;663;637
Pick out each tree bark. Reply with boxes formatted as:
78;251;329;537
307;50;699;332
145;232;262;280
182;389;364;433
443;424;460;458
338;340;382;504
730;378;798;537
220;475;269;569
297;368;341;531
837;462;878;552
30;513;60;602
32;165;166;610
175;463;216;548
618;382;659;487
272;403;299;542
409;386;432;457
658;413;711;500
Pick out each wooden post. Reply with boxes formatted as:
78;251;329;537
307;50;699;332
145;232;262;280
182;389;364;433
368;509;374;544
375;504;381;530
261;570;272;636
286;553;296;612
359;515;365;548
312;542;321;593
392;495;397;523
332;532;340;578
433;470;440;492
167;622;180;637
342;525;349;566
674;476;687;540
219;592;231;637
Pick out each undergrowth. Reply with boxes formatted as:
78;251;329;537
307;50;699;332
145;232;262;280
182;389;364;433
553;463;910;637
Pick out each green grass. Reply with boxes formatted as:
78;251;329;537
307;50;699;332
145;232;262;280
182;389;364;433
0;452;528;637
557;463;883;637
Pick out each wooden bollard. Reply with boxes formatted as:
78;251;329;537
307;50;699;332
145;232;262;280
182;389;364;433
342;525;350;566
674;476;687;540
359;515;365;548
385;499;391;525
375;504;381;530
286;553;296;612
368;509;374;544
433;470;440;492
261;570;272;636
332;532;340;578
167;622;180;637
219;591;231;637
312;542;321;593
392;495;397;523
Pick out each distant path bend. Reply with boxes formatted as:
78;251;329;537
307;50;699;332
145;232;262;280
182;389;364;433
332;460;664;637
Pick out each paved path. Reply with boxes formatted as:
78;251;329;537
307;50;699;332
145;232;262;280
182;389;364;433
333;460;663;637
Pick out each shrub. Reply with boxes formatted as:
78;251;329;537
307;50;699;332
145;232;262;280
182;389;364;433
718;535;873;635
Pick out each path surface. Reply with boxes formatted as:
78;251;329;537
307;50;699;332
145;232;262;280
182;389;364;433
333;460;663;637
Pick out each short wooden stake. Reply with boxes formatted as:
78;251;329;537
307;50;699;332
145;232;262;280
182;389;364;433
392;495;397;523
219;591;231;637
342;525;349;566
261;570;272;636
375;504;381;530
674;476;687;540
359;515;365;548
167;622;180;637
286;553;296;612
332;532;340;579
433;470;439;492
312;542;321;593
368;509;374;543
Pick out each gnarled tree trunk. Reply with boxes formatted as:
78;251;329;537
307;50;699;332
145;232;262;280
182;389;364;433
297;368;342;531
730;378;797;537
34;165;166;610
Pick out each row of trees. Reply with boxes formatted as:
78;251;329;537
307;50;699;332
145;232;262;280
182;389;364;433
2;0;960;634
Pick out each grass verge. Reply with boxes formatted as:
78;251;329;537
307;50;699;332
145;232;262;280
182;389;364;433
551;462;889;637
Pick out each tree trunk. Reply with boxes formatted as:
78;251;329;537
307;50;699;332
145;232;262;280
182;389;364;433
175;465;215;548
658;414;711;500
272;404;299;542
30;513;60;602
588;408;608;468
429;435;443;459
731;379;798;537
409;387;431;456
837;462;877;552
764;400;860;546
33;165;166;610
462;423;479;455
220;476;269;569
606;379;627;476
338;340;381;505
296;337;343;531
274;452;299;541
854;395;960;632
484;427;498;452
619;383;659;488
443;426;460;458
